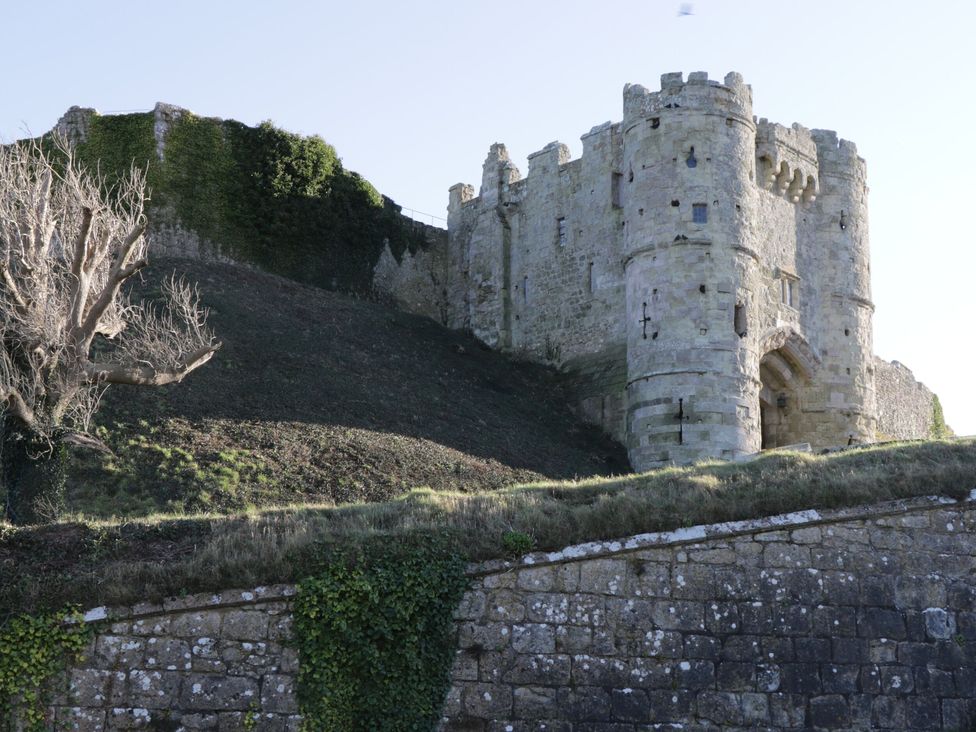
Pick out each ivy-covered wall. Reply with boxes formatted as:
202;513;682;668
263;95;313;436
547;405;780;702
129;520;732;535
52;103;435;294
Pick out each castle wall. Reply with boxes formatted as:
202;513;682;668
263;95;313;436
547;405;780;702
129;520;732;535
443;491;976;730
874;357;937;440
50;492;976;730
430;71;886;469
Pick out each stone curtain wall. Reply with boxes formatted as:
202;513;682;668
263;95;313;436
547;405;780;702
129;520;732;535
52;586;300;731
874;357;936;440
442;495;976;730
53;494;975;730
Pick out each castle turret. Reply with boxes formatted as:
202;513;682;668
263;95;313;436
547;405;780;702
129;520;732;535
810;130;876;444
622;71;761;469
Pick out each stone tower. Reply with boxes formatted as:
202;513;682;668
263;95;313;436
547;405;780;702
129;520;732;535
437;71;877;472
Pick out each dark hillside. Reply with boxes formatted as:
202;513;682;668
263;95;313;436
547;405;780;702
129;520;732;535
66;258;628;516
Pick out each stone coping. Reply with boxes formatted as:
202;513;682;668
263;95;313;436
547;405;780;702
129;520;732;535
77;489;976;625
469;488;976;576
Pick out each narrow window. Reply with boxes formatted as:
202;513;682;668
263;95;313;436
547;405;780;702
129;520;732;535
780;277;797;307
686;146;698;168
588;262;595;293
734;303;748;337
557;217;568;247
611;173;623;208
523;276;528;303
692;203;707;224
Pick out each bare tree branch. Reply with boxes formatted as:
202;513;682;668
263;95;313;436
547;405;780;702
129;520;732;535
0;133;218;450
85;345;219;386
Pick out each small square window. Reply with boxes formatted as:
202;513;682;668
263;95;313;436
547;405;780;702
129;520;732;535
692;203;707;224
557;217;568;246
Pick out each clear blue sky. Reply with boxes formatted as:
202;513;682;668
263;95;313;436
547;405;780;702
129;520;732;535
3;0;974;435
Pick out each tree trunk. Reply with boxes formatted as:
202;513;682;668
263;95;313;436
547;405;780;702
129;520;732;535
2;417;67;525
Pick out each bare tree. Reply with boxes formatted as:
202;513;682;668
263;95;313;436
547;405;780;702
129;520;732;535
0;136;219;524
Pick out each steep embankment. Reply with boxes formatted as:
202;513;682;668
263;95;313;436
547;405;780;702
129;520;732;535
66;258;628;517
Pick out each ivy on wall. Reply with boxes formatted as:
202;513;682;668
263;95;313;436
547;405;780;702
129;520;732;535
0;607;90;731
292;535;468;731
69;110;425;294
931;395;951;439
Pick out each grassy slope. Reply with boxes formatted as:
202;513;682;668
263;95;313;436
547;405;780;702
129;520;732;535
64;257;628;517
1;439;973;615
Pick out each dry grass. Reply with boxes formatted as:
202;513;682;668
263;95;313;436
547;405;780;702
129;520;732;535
0;438;972;617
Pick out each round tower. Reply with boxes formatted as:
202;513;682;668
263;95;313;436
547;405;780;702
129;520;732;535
810;130;876;444
621;71;762;470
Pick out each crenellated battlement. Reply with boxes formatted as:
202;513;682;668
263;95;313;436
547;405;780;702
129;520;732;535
812;129;865;176
756;120;819;203
623;71;753;123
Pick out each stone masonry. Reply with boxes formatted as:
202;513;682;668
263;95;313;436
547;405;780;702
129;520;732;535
442;493;976;730
52;491;976;730
50;586;300;731
376;71;946;471
874;357;939;440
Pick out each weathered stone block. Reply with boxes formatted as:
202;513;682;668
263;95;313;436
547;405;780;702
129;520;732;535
129;616;171;637
778;663;820;694
831;636;867;663
516;567;555;593
525;593;569;625
872;695;907;729
555;686;611;722
221;610;269;642
579;559;631;595
922;607;956;640
696;690;743;726
820;664;859;694
684;634;721;659
511;624;555;654
124;669;182;708
513;686;556;719
721;635;762;662
704;601;739;634
180;674;260;711
857;607;906;639
630;561;670;598
769;692;806;728
763;544;810;568
610;688;649;722
894;575;947;608
673;659;714;690
461;683;513;718
485;590;526;622
650;600;703;631
671;565;715;601
260;674;297;714
170;611;223;638
914;665;955;696
880;665;915;695
454;590;488;621
639;629;682;659
716;661;754;691
55;706;107;732
68;668;112;707
502;654;571;686
143;637;192;672
809;694;850;728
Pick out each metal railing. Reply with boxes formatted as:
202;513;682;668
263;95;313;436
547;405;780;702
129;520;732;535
400;207;446;227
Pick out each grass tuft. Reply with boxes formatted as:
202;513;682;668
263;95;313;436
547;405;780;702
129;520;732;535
0;439;972;616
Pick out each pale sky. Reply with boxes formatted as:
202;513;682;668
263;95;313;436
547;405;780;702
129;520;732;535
3;0;974;435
